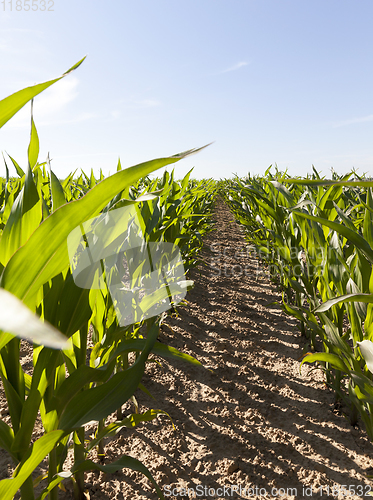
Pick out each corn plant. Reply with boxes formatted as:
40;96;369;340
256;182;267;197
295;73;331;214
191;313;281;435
0;59;215;499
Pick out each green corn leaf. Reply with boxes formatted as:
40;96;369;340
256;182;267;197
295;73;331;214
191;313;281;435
61;170;77;193
59;355;146;430
363;189;373;248
349;375;373;419
292;211;373;264
350;372;373;398
59;319;160;430
346;278;368;323
0;160;42;266
48;159;66;212
348;382;373;440
0;289;69;349
36;472;71;500
0;430;65;500
314;293;373;313
288;278;307;295
318;181;346;214
41;273;66;327
1;377;23;435
270;180;294;205
6;153;25;178
181;168;193;192
300;352;350;373
11;349;60;454
357;340;373;373
332;201;357;232
0;154;10;216
28;103;39;170
0;105;43;265
89;168;96;189
53;275;92;338
281;301;305;323
285;178;373;188
51;362;115;417
111;191;163;211
138;382;155;400
312;166;321;179
256;198;282;225
137;281;193;317
71;455;165;500
322;314;352;356
0;57;86;130
0;146;209;307
0;420;15;459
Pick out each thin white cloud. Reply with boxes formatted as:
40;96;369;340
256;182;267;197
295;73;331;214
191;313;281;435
6;77;83;128
121;99;161;109
332;114;373;128
0;12;11;22
53;152;112;159
8;112;96;129
38;112;96;127
137;99;161;108
0;29;45;55
220;61;249;74
117;94;161;110
0;27;44;35
35;77;79;115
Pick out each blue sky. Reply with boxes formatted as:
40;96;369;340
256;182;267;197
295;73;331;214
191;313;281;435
1;0;373;180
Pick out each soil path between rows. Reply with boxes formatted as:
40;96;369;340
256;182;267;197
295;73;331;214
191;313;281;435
86;199;373;500
3;199;373;500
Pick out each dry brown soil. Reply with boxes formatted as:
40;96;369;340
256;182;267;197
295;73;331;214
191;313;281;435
2;200;373;499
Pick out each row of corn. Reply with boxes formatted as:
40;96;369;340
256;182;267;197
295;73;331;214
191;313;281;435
0;59;216;499
222;167;373;444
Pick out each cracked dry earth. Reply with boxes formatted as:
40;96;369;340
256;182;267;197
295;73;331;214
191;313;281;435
2;199;373;499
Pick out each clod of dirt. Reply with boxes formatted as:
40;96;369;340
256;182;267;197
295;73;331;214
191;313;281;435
227;460;240;474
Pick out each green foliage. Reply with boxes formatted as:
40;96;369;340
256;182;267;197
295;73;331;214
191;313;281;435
223;168;373;441
0;59;216;499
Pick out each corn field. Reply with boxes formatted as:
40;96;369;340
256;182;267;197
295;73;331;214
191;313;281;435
2;58;373;499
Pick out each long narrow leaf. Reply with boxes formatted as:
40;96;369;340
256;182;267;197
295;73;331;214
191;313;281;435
293;211;373;263
300;352;350;373
72;455;165;500
315;293;373;313
0;430;65;500
0;57;86;129
0;289;69;349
